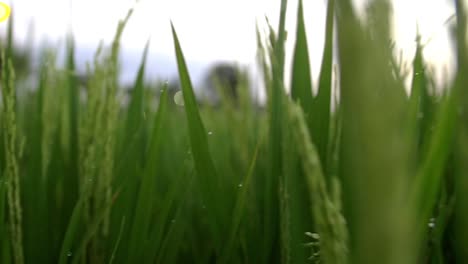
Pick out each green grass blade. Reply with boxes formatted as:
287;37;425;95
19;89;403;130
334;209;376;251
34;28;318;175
154;161;195;264
108;217;126;264
256;22;274;105
407;34;425;161
123;40;150;149
407;32;436;168
145;167;188;262
410;88;457;247
71;190;120;264
452;0;468;261
429;189;455;263
313;0;335;173
290;0;313;111
335;1;414;263
126;88;168;263
58;198;83;264
66;34;79;179
145;158;194;262
280;122;314;264
274;0;288;75
219;141;260;263
171;23;224;245
262;0;288;261
0;179;6;261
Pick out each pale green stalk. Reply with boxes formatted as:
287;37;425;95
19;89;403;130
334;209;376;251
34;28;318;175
288;100;348;264
1;55;24;264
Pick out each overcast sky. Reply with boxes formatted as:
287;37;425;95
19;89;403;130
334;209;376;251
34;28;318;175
0;0;458;86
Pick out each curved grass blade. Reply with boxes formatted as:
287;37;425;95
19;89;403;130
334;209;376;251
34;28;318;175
125;88;168;263
410;22;459;249
145;164;189;262
428;189;455;263
58;198;84;264
108;217;126;264
410;87;457;249
171;23;224;245
154;161;195;264
219;141;260;263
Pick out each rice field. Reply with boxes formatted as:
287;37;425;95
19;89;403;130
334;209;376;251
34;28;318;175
1;0;468;263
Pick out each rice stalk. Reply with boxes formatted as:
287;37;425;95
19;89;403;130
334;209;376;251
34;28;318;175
1;54;24;264
287;100;348;264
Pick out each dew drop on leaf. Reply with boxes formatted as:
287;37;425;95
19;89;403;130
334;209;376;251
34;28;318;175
174;91;184;106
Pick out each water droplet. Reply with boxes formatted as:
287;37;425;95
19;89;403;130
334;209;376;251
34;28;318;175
67;251;73;257
208;131;213;135
174;91;184;106
238;183;243;188
305;232;320;240
428;218;436;228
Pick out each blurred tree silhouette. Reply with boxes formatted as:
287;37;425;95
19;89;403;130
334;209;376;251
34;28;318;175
202;62;248;105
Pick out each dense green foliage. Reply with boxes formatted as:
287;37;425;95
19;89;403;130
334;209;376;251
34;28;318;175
1;0;468;263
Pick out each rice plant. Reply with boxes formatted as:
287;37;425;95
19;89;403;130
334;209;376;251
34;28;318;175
0;0;467;263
